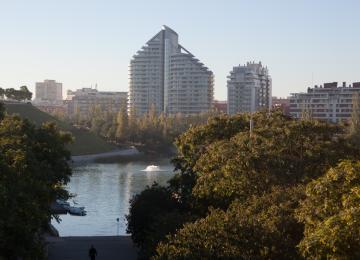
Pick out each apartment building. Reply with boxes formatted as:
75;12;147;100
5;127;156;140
66;88;127;118
34;80;62;104
289;82;360;122
129;25;213;115
227;62;272;115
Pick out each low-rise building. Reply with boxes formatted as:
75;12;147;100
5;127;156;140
289;82;360;122
66;88;127;118
213;100;227;113
272;97;290;115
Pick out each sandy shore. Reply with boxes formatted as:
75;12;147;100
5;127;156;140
71;147;140;163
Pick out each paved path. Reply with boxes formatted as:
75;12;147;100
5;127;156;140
71;147;140;163
47;236;137;260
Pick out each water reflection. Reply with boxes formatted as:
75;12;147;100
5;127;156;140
52;157;174;236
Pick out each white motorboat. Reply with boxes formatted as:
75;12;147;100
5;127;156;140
142;165;161;171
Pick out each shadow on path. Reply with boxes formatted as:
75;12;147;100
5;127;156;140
47;236;137;260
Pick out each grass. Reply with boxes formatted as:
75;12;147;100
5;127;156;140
4;102;117;156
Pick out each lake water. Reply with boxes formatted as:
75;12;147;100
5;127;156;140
52;157;175;236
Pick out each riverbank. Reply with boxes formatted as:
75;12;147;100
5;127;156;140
47;236;137;260
71;147;141;163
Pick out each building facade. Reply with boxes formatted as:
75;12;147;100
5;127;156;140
213;100;228;113
34;80;63;104
289;82;360;122
66;88;127;118
227;62;272;115
129;25;214;115
272;96;290;115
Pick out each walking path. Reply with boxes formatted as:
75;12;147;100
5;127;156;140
47;236;137;260
71;147;140;163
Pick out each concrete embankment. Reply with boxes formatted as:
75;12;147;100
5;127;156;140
47;236;137;260
71;147;141;163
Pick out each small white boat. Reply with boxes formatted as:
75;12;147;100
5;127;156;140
142;165;161;171
68;206;87;216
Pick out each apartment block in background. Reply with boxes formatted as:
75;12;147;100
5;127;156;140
129;25;214;116
66;88;127;118
227;62;272;115
213;100;228;113
34;80;63;104
289;82;360;122
272;96;290;115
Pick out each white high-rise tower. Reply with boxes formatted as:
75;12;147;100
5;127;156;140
129;26;214;115
227;62;272;115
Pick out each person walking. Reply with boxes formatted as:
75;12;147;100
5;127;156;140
89;245;98;260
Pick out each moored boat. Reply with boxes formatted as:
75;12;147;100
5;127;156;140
68;206;87;216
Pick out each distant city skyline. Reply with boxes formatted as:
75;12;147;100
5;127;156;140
1;0;360;100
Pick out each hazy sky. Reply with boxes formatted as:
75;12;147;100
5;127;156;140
1;0;359;100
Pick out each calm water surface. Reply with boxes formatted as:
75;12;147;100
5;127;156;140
52;157;174;236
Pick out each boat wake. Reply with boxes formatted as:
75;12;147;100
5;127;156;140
141;165;164;172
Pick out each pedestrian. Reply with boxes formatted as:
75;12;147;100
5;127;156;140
89;244;98;260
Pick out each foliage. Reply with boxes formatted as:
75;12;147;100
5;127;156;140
66;104;216;151
128;110;360;259
1;86;32;101
296;160;360;259
115;105;129;142
5;102;116;156
192;111;356;208
170;113;249;205
126;184;190;259
349;92;360;145
155;186;305;260
0;102;72;259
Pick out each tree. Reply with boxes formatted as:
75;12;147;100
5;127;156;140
191;111;356;208
2;86;32;101
155;186;305;260
115;105;129;142
0;88;4;99
0;103;72;259
90;104;104;135
128;110;360;259
349;92;360;144
19;85;32;101
296;160;360;259
4;88;16;100
126;184;187;259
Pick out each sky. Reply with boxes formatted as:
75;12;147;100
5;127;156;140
1;0;360;100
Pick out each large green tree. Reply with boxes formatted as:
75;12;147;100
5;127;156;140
155;186;304;260
191;111;355;208
0;103;72;259
128;110;360;259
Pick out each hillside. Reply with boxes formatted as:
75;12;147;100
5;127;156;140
4;102;117;156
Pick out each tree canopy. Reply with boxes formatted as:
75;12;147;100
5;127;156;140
0;102;72;259
296;160;360;259
127;110;360;259
1;86;32;101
